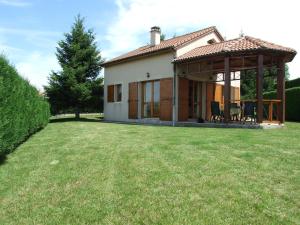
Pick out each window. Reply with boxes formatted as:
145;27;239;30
207;38;216;44
115;84;122;102
107;84;122;102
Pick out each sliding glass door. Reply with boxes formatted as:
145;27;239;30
142;80;160;118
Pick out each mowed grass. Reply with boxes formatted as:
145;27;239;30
0;116;299;225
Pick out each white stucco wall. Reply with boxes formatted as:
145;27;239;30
104;52;174;121
176;32;222;57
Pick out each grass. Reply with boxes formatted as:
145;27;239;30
0;115;299;225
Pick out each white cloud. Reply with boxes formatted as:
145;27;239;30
104;0;300;78
0;27;60;48
0;27;61;90
16;52;60;91
0;0;31;7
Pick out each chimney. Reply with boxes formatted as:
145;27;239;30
150;26;161;46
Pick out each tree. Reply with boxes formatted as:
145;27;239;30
45;15;104;118
160;33;166;41
240;64;291;99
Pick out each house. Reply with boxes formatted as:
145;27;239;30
102;26;296;125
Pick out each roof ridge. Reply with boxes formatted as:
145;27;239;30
119;26;217;54
245;36;297;52
161;26;216;43
244;36;266;48
188;36;243;50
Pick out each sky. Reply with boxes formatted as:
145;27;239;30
0;0;299;90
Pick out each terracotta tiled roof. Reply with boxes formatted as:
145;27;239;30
174;36;297;62
102;26;223;66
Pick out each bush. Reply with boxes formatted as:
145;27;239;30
264;87;300;121
274;77;300;89
286;78;300;89
0;56;50;155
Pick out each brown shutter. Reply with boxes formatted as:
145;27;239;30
160;78;173;121
178;77;189;121
107;85;114;102
128;82;138;119
206;83;215;120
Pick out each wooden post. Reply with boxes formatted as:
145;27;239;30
256;55;264;123
269;102;273;121
277;59;285;123
224;57;231;123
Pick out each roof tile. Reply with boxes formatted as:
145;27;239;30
103;26;221;65
174;36;296;62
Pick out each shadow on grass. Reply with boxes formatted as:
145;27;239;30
50;117;102;123
0;154;7;166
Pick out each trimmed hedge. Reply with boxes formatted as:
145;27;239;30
0;56;50;155
274;77;300;89
264;87;300;121
286;78;300;89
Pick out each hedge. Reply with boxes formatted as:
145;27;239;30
286;78;300;89
264;87;300;121
0;56;50;155
274;77;300;89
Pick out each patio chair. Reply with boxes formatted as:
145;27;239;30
242;101;256;123
211;101;223;122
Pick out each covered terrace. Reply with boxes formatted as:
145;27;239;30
173;36;297;126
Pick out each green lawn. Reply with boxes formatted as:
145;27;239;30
0;116;299;225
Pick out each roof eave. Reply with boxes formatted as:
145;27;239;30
101;47;175;67
173;49;297;64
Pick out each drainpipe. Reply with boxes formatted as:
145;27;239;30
172;57;176;127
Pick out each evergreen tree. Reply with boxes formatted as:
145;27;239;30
45;15;104;118
160;33;166;41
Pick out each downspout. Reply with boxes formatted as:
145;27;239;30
172;54;177;127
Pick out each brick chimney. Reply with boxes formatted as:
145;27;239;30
150;26;161;46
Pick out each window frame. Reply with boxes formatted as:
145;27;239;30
107;84;122;103
142;79;160;118
115;84;122;102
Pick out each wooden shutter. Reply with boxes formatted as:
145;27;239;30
107;85;114;102
206;83;215;120
160;78;173;121
128;82;138;119
178;77;189;121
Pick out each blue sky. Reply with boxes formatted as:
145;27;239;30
1;0;299;89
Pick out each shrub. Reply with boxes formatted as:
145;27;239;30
286;78;300;89
0;56;50;155
274;77;300;89
264;87;300;121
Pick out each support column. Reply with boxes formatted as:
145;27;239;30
277;59;285;123
256;55;264;123
224;57;231;123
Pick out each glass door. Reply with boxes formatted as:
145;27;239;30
143;82;152;118
142;80;160;118
153;81;160;117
